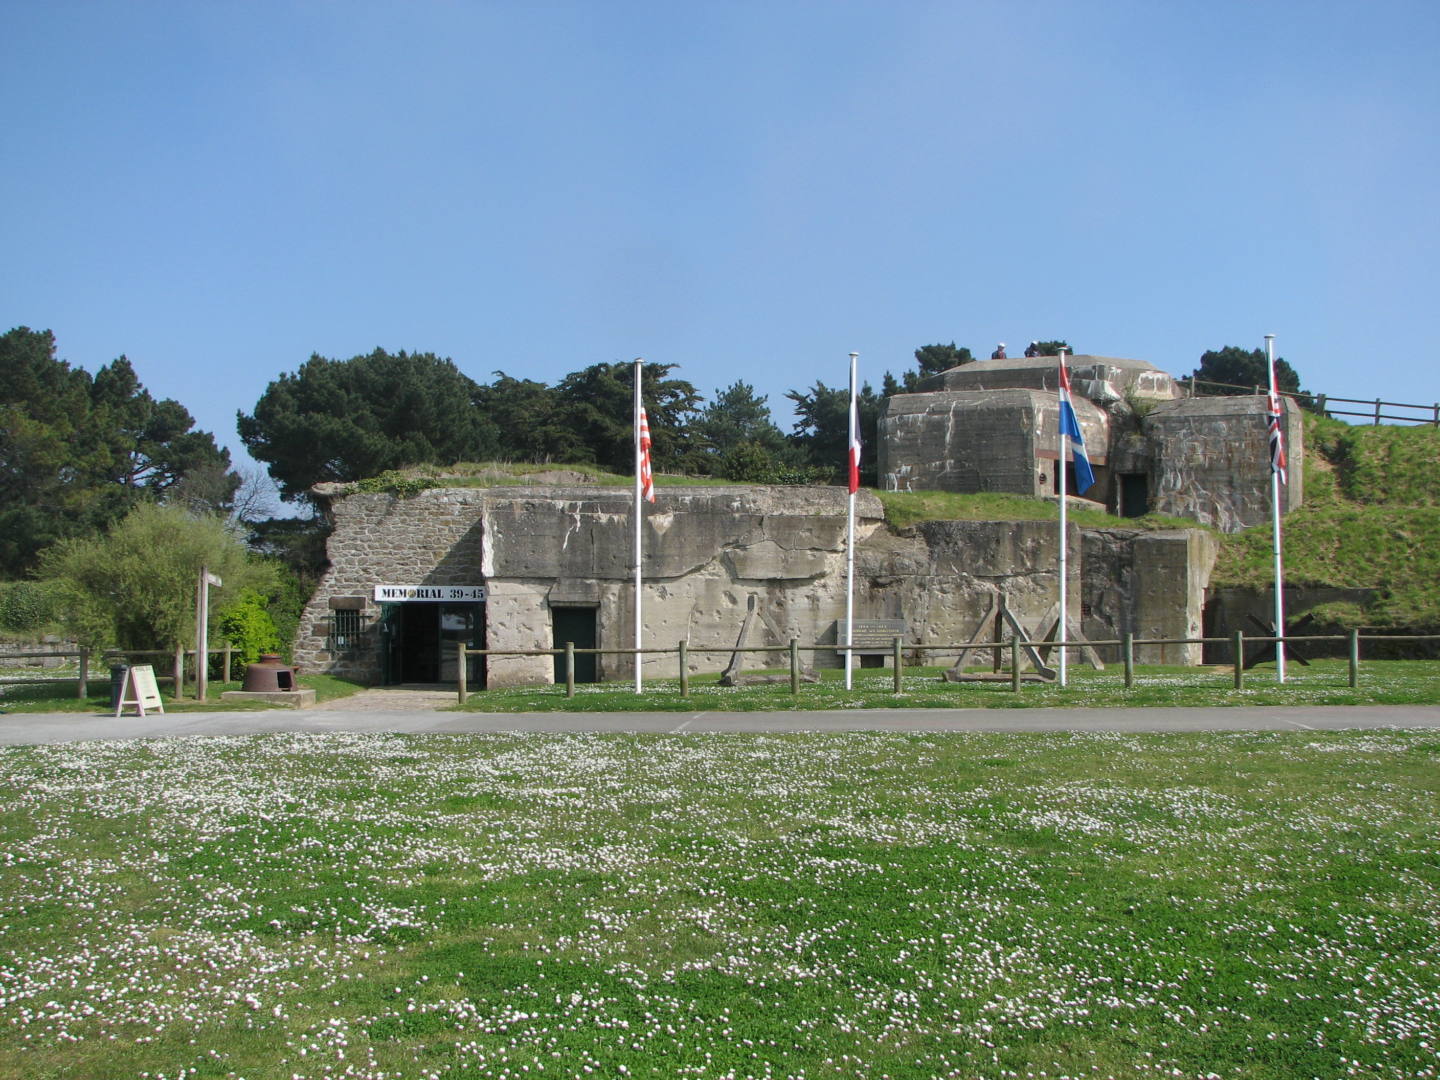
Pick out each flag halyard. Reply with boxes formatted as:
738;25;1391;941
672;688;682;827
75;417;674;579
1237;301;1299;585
1057;362;1096;494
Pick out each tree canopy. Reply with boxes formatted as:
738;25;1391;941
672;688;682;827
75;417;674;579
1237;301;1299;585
1190;346;1303;396
549;361;702;474
39;503;275;651
475;373;573;464
913;343;973;378
237;349;501;500
1;327;236;577
785;380;883;487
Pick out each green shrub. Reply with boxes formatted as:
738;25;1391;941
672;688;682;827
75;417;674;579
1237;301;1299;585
0;580;63;632
217;588;284;664
351;471;440;497
716;442;777;482
264;565;311;655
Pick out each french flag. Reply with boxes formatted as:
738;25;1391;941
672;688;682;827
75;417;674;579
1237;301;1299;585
1058;362;1096;494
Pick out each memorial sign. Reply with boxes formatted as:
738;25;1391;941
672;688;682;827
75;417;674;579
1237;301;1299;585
834;618;908;654
373;585;487;602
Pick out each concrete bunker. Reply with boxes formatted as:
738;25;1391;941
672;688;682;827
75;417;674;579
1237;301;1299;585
294;484;1219;689
879;354;1303;532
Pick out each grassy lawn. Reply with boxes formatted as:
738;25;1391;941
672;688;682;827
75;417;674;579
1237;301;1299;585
459;659;1440;711
1;730;1437;1079
0;673;367;713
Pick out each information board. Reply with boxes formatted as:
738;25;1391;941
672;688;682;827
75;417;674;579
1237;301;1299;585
834;619;908;653
115;664;165;717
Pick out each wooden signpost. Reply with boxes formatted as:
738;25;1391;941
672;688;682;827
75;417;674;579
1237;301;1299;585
114;664;165;717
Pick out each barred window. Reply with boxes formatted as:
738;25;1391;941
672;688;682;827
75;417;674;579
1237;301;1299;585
330;609;364;651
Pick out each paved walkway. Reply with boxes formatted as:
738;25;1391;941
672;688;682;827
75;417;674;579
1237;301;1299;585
310;686;459;711
1;701;1439;745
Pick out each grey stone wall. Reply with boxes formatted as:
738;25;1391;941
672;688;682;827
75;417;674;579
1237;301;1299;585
296;486;890;687
1082;529;1218;664
880;356;1303;532
879;389;1108;497
1145;396;1303;532
860;520;1077;662
298;485;1218;688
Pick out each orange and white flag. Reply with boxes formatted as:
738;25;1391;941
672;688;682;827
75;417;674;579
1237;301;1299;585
638;407;655;503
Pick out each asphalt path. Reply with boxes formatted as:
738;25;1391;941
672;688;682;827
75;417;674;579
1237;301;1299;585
2;704;1440;744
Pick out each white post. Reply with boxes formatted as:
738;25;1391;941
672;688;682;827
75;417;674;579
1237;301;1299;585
195;567;208;702
195;566;220;702
845;352;859;690
1057;350;1069;687
633;358;644;694
1266;334;1287;683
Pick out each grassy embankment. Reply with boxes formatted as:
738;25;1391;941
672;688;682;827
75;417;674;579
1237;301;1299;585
1214;415;1440;629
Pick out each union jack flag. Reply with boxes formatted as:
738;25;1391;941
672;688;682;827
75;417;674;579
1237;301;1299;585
1266;381;1287;485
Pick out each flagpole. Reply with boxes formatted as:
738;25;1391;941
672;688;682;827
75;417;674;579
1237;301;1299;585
1266;334;1287;684
845;352;858;690
1057;349;1069;688
633;358;644;694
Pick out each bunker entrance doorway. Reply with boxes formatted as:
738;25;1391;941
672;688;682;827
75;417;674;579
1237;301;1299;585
382;602;486;687
1119;473;1150;517
552;607;599;684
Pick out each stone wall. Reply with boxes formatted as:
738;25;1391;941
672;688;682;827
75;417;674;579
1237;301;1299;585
293;489;489;680
296;486;891;687
299;485;1220;688
879;389;1108;497
1082;529;1219;664
879;356;1303;531
1145;396;1303;532
859;520;1075;662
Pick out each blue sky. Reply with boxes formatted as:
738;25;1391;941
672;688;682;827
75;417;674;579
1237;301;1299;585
4;0;1438;486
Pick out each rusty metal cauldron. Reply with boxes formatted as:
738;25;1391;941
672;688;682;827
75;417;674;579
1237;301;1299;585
241;653;298;692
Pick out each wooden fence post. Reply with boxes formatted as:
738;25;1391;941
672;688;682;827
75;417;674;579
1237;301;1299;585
678;640;689;697
457;644;468;704
789;639;799;696
173;646;185;699
1232;630;1244;690
1349;629;1360;688
77;647;89;699
1122;632;1134;689
1011;637;1021;693
892;636;902;694
223;646;232;684
565;642;576;699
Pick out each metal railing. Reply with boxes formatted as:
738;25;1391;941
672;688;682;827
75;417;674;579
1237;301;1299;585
457;629;1440;702
1182;377;1440;426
